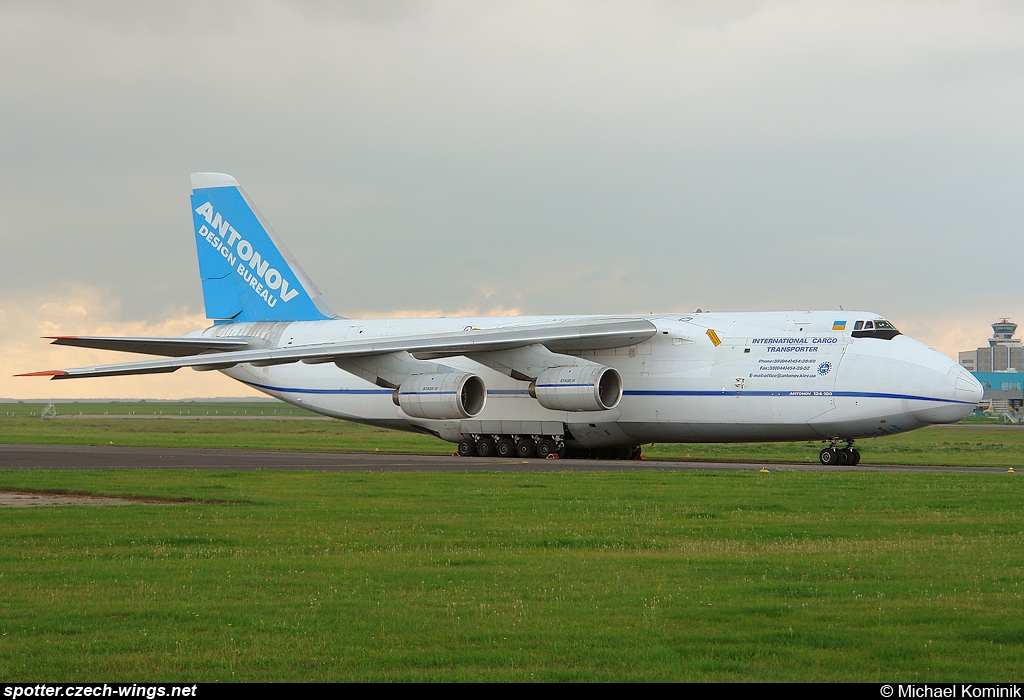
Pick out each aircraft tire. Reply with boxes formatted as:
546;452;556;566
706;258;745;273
457;439;475;457
836;449;851;466
849;449;861;466
819;448;837;466
515;439;535;458
496;437;516;458
557;444;566;459
536;439;557;458
476;437;496;457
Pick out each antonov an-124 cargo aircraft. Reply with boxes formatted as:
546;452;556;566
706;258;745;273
21;173;984;465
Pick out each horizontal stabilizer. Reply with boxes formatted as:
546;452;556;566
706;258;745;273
16;366;179;379
21;318;657;380
44;336;255;357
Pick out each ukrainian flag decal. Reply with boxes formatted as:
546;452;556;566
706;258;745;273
832;320;847;331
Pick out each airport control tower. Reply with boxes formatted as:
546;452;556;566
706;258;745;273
992;319;1019;342
958;319;1024;410
959;319;1023;373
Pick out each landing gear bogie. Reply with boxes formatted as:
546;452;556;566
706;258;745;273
456;434;638;460
819;440;861;466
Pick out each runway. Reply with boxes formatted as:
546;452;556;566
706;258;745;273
0;444;1016;473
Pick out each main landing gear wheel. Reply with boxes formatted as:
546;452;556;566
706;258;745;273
819;448;838;466
536;439;557;458
496;437;516;458
476;437;496;457
847;448;861;466
457;439;474;457
515;438;535;458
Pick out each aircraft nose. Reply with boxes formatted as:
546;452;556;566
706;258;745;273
911;362;983;425
951;365;984;404
905;358;982;425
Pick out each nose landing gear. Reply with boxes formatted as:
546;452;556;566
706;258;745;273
819;439;861;466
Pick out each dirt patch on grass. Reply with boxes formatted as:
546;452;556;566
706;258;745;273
0;492;171;507
0;488;242;507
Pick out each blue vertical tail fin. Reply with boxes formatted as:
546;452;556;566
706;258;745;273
190;173;335;323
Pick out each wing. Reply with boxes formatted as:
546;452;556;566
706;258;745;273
18;318;657;380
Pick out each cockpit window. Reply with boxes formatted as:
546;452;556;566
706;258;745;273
852;318;901;340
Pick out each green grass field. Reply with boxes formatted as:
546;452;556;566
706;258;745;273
4;401;1024;466
2;402;1023;680
0;469;1021;681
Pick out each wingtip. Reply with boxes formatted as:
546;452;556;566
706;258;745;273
43;335;78;341
16;370;69;378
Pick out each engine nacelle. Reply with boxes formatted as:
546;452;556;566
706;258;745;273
530;365;622;412
394;373;487;420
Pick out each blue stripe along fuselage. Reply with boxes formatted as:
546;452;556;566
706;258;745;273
624;389;973;404
242;381;970;405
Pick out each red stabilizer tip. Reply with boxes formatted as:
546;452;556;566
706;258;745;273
43;336;78;340
15;370;69;377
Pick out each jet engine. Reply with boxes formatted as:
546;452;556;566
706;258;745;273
394;372;487;420
530;365;622;412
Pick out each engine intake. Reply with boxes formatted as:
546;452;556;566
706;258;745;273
394;373;487;420
530;365;622;412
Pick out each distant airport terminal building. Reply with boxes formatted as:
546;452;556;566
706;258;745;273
958;319;1024;411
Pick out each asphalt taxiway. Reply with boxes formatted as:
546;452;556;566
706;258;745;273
0;444;1016;473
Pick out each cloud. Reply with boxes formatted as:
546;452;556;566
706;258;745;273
900;313;1003;363
1;1;1023;398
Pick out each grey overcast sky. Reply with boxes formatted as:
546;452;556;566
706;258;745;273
2;0;1023;398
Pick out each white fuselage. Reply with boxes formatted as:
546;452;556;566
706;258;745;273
196;311;982;448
